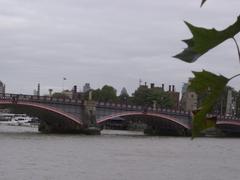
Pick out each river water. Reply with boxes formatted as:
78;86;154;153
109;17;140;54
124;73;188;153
0;125;240;180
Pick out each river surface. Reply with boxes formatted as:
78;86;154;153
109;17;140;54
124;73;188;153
0;125;240;180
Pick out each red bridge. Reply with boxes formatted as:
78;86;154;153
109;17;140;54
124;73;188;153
1;93;240;136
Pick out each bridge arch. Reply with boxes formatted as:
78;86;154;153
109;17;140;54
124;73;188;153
216;121;240;136
0;100;83;133
97;111;190;136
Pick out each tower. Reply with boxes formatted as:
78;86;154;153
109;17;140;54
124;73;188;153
37;83;40;96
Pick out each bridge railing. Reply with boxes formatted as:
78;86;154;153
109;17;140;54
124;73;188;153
95;101;240;121
0;93;192;118
216;115;240;121
0;93;84;105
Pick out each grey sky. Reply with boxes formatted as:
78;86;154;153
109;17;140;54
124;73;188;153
0;0;239;95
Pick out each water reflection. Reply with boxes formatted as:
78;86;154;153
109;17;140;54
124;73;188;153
0;126;240;180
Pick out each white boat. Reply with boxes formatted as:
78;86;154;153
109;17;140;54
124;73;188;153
0;113;33;126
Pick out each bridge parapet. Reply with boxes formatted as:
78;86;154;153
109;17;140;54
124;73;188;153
1;94;190;116
216;115;240;121
96;101;191;118
2;93;240;122
0;93;84;106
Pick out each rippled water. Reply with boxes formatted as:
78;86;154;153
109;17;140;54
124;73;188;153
0;125;240;180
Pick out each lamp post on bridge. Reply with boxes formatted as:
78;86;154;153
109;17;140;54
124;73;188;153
48;89;53;97
152;100;157;111
62;77;67;91
124;96;128;110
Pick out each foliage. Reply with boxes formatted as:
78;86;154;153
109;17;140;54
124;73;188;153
175;0;240;137
101;85;117;102
132;86;174;108
188;71;229;137
174;16;240;63
92;89;101;100
132;86;150;105
91;85;117;102
52;92;70;99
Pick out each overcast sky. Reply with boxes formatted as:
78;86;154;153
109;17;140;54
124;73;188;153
0;0;239;95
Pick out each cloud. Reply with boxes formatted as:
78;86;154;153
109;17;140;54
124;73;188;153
0;0;239;94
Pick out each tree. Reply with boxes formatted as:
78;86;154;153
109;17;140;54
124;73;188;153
100;85;117;102
132;85;174;108
92;88;101;101
90;85;117;102
174;0;240;137
52;92;70;99
132;85;150;105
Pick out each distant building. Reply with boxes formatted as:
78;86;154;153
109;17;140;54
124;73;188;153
166;85;180;109
143;83;180;109
33;89;38;96
0;80;5;95
180;82;198;112
33;83;40;96
83;83;91;93
120;87;129;97
71;85;78;99
48;89;53;97
62;89;73;99
60;85;80;99
37;83;40;96
181;83;188;95
225;88;236;116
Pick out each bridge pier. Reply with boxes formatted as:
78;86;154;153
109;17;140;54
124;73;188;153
82;97;100;135
38;118;87;134
38;119;100;134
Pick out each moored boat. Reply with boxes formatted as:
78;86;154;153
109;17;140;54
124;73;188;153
0;113;37;126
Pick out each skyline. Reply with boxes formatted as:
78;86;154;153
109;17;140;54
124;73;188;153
0;0;239;95
1;79;180;96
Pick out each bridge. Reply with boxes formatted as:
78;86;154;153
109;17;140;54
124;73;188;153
0;93;240;136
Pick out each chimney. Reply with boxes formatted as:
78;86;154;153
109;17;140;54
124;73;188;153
72;85;77;93
144;82;147;87
150;83;154;89
168;85;171;92
172;85;175;92
162;84;164;91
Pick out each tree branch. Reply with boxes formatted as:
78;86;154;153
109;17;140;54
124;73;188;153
200;0;207;7
230;73;240;81
232;37;240;63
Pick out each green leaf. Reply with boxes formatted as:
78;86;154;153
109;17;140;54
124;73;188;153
189;70;229;137
174;16;240;63
200;0;207;7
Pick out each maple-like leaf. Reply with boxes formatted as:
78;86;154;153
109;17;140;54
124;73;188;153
174;16;240;63
188;70;229;137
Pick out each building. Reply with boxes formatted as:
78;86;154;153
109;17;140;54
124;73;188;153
33;83;40;96
0;80;5;95
225;88;236;116
166;85;180;109
145;83;180;109
33;90;38;96
180;82;198;112
62;90;73;99
83;83;91;93
120;87;129;96
61;85;80;99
